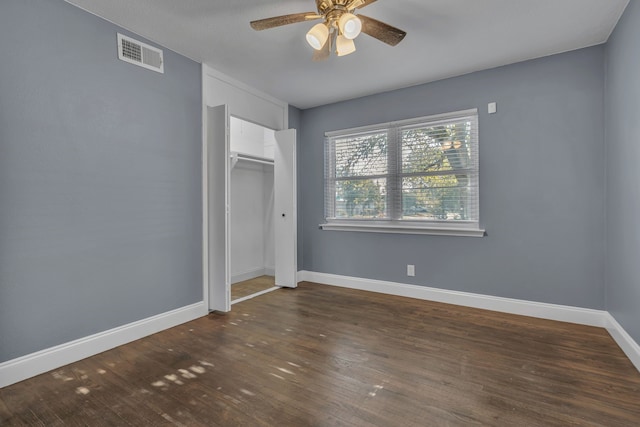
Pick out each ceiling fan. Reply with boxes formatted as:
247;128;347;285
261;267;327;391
250;0;406;60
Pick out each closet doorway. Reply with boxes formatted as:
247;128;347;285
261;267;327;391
229;116;278;304
207;105;297;312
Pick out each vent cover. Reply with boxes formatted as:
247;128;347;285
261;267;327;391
117;33;164;73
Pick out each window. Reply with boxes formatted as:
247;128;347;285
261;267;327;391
322;109;483;236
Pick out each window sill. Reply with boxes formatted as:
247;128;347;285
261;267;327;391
319;222;486;237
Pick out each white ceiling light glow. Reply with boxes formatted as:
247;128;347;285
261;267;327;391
336;35;356;56
338;13;362;39
306;23;329;50
251;0;407;61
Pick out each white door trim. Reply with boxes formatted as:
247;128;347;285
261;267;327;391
207;105;231;312
202;64;290;308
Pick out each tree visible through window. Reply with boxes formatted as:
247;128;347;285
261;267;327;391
332;131;387;219
324;109;480;232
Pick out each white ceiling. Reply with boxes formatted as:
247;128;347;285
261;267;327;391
66;0;629;109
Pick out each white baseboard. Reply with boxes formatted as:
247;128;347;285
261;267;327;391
0;302;207;388
298;271;608;327
4;273;639;389
231;267;275;284
605;313;640;372
298;271;640;373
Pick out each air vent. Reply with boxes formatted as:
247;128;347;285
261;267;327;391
117;33;164;74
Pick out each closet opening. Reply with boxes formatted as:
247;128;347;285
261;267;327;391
229;116;279;304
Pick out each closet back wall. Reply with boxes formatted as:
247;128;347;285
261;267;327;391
230;119;275;282
230;164;274;282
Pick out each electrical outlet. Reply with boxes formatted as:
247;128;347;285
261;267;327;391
407;264;415;277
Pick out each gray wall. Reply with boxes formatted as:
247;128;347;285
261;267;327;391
605;1;640;343
0;0;202;362
299;47;606;309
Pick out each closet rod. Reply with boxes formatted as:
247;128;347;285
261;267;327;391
230;152;274;169
237;157;274;166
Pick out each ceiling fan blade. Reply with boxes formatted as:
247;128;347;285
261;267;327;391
250;12;322;31
358;14;406;46
346;0;377;10
312;34;332;62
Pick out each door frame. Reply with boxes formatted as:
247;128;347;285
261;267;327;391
202;65;291;312
204;110;297;312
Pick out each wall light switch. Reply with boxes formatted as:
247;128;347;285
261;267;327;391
488;102;497;114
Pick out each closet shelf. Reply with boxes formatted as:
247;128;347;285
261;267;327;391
230;151;274;169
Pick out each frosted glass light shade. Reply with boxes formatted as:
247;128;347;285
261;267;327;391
338;13;362;39
336;35;356;56
306;23;329;50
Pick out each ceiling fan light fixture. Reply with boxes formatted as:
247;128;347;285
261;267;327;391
250;1;406;60
336;35;356;56
338;13;362;39
306;23;329;50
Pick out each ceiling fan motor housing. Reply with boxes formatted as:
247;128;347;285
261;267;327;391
316;0;352;18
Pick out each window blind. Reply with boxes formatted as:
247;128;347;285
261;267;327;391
325;109;479;230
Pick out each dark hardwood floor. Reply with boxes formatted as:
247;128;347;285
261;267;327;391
231;276;276;301
1;282;639;426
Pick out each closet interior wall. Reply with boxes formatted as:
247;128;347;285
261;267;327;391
229;117;275;283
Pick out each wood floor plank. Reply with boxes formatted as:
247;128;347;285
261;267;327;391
231;276;276;301
1;281;639;426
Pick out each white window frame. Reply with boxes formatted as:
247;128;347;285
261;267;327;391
321;109;484;237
